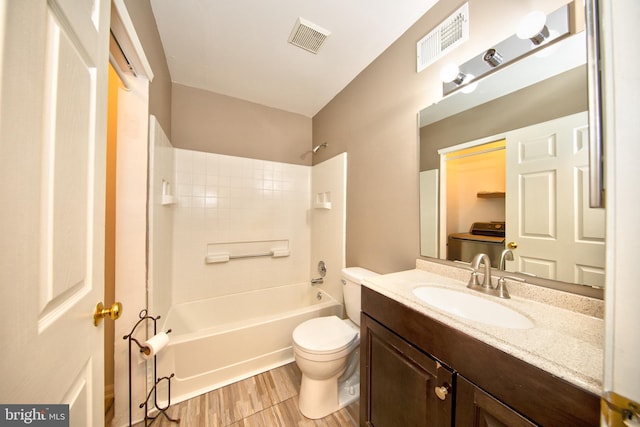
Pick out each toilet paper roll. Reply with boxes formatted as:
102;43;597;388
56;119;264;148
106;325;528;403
141;332;169;360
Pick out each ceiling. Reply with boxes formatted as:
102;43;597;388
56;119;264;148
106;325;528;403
150;0;439;118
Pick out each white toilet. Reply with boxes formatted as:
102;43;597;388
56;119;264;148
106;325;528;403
292;267;379;419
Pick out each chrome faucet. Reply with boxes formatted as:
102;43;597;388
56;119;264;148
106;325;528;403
467;253;513;299
469;253;492;288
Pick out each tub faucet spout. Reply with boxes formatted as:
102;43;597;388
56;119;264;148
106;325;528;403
310;278;324;285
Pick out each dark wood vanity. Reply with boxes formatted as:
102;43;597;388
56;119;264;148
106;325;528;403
360;286;600;426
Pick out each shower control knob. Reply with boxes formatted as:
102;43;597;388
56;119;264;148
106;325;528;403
317;260;327;277
435;384;451;401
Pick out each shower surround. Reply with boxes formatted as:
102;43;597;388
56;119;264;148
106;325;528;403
146;117;347;404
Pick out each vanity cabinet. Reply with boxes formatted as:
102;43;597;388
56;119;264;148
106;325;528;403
361;287;600;427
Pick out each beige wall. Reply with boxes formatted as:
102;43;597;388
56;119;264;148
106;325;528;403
124;0;172;135
312;0;569;274
171;83;312;165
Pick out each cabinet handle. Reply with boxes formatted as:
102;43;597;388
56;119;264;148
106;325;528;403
435;384;451;401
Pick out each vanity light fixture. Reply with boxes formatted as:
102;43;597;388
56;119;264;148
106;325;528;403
440;4;570;98
517;11;550;46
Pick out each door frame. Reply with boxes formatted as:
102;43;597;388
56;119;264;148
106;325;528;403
437;136;507;258
109;1;154;425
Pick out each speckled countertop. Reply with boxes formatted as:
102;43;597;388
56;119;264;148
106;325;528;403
361;260;604;396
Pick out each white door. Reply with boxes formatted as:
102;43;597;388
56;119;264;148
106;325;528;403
0;1;110;425
505;111;605;286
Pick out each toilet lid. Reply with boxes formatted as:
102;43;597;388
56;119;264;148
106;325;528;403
293;316;358;353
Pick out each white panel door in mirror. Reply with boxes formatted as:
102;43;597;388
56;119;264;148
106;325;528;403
506;111;605;286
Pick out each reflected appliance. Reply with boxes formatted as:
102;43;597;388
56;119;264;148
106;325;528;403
447;222;505;268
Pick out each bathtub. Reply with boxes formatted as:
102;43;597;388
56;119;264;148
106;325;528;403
155;283;343;404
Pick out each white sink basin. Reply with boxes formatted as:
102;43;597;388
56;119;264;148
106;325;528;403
412;286;535;329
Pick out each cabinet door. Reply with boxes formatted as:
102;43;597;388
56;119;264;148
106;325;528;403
456;375;538;427
361;314;453;427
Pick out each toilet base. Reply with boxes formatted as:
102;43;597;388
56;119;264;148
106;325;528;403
298;357;360;419
337;371;359;409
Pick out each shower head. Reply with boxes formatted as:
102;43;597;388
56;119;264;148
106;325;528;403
312;142;328;153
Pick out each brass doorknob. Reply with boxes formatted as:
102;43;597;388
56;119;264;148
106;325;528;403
94;302;123;326
507;241;518;249
435;384;451;401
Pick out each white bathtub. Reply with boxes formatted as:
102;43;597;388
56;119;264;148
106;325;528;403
155;283;343;404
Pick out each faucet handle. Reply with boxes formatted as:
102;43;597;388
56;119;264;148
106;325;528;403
467;271;482;288
499;275;525;283
495;275;525;299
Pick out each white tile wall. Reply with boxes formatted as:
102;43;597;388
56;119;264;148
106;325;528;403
171;149;311;304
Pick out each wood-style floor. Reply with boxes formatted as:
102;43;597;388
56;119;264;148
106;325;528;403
135;362;359;427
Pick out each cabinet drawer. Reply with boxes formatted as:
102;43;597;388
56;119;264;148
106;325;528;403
456;375;539;427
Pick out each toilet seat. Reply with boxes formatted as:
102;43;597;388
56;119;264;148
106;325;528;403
293;316;358;354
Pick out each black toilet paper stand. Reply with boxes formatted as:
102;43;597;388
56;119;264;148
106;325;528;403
123;309;179;426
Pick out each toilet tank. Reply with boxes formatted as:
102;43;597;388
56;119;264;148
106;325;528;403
341;267;379;326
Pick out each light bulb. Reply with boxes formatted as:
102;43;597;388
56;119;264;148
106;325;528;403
517;11;548;44
440;63;462;84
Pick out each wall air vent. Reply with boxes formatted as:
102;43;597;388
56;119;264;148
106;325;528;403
288;17;331;54
417;3;469;72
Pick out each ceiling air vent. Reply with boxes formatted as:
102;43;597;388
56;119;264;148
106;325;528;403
288;17;330;54
417;3;469;72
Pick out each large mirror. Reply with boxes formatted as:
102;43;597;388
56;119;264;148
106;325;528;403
418;30;605;295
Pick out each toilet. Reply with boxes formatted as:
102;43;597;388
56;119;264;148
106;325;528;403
292;267;379;419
